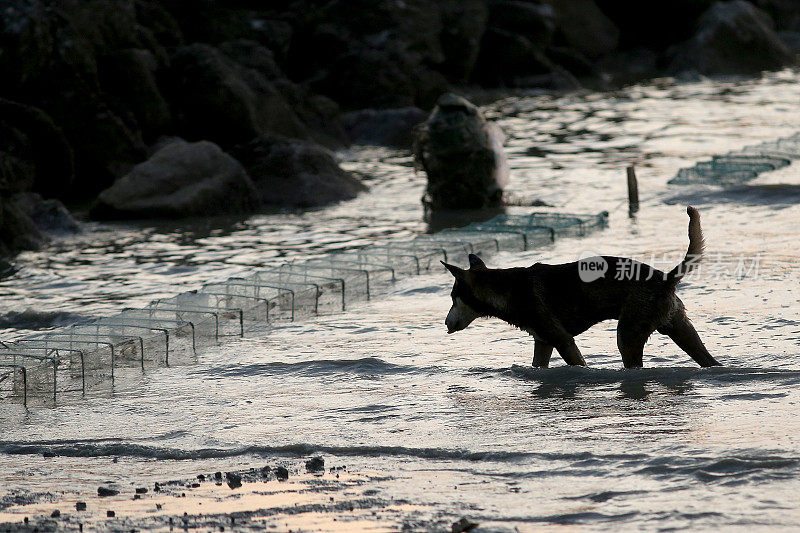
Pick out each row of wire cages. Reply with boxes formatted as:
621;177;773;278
669;133;800;185
1;210;607;406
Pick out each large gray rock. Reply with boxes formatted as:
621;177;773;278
92;140;258;219
414;94;509;210
670;0;795;74
233;135;367;208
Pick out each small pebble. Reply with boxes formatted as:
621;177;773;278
98;487;118;497
51;510;61;518
197;474;205;481
107;510;115;518
76;502;87;511
135;487;148;494
214;472;222;480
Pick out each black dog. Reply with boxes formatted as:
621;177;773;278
442;206;720;368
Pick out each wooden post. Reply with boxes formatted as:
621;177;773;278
626;166;639;215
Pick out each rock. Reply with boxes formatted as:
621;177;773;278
305;456;325;473
451;517;478;533
595;1;713;50
14;193;80;234
275;466;289;481
50;510;60;518
779;30;800;52
473;28;561;86
106;510;115;517
343;107;428;148
669;0;795;75
273;80;350;149
439;0;490;80
542;0;620;59
0;195;48;256
225;472;242;489
414;94;509;210
98;48;171;142
286;0;449;109
135;487;148;494
487;1;555;48
75;502;87;511
232;135;366;208
92;139;259;219
161;44;310;148
97;487;119;497
0;99;74;199
752;0;800;31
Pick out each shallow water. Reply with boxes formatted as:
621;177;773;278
2;71;800;530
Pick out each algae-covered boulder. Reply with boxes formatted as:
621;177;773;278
414;94;509;210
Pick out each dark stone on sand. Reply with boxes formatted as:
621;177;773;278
106;510;115;517
275;466;289;481
50;510;60;518
261;466;271;477
225;472;242;489
135;487;148;494
305;456;325;473
451;517;479;533
97;487;118;497
197;474;205;481
75;502;87;511
154;483;161;492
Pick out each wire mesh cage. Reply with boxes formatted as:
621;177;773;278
1;208;609;403
670;133;800;185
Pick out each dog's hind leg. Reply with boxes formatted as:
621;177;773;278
532;340;554;368
658;313;721;367
553;336;586;366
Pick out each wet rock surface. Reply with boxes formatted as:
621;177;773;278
92;139;258;220
414;94;508;210
233;135;367;208
0;0;798;256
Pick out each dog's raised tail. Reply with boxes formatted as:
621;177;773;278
667;206;704;284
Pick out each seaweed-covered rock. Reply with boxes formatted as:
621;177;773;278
233;135;366;208
414;94;508;210
92;139;258;219
669;0;794;75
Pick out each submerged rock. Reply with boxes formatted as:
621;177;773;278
233;135;366;208
92;139;258;219
669;0;794;74
414;94;509;210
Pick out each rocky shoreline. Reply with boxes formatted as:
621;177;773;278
0;457;477;532
1;0;799;256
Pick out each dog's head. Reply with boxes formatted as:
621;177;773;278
442;253;487;334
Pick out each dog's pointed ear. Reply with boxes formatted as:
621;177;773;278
441;261;465;279
468;254;487;271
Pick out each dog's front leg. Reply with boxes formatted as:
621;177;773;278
532;340;553;368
